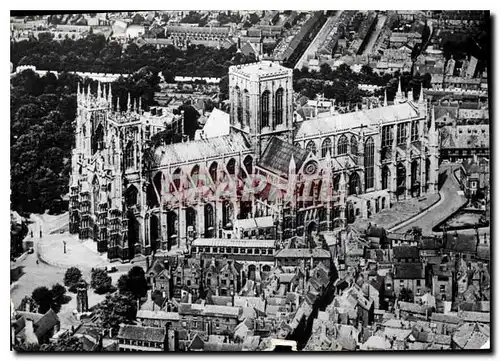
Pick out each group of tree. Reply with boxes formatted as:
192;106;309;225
93;292;138;337
10;69;79;214
11;33;255;79
63;267;87;293
90;268;114;294
293;63;432;106
117;266;148;300
18;283;70;314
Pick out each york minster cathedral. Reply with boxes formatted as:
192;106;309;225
69;60;439;262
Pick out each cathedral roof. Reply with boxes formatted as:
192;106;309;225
258;137;309;178
154;132;250;166
295;102;421;139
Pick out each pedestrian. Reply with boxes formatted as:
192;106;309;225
30;230;33;238
40;229;42;238
36;260;39;265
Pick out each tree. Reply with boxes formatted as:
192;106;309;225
126;266;148;299
91;268;113;294
117;274;130;294
31;286;53;314
39;334;85;352
399;288;414;303
64;267;82;291
94;293;137;336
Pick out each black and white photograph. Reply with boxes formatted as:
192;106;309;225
9;9;491;352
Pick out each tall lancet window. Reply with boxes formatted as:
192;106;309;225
364;137;375;190
124;141;134;169
244;89;250;127
275;88;284;125
261;90;270;128
236;87;243;125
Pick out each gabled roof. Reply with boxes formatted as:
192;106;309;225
258;136;309;178
34;309;60;339
202;108;230;139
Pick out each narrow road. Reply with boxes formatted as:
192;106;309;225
361;14;387;55
390;163;468;235
295;11;343;70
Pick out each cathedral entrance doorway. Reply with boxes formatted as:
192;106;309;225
411;160;420;197
166;211;178;251
186;207;197;242
127;211;139;260
248;264;257;281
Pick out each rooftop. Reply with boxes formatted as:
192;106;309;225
192;238;275;249
229;60;291;78
117;325;166;343
295;102;421;139
258;137;309;178
275;248;331;259
153;132;251;166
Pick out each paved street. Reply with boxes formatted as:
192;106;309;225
10;212;145;329
391;163;468;235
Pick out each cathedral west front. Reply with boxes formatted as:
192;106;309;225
68;60;439;262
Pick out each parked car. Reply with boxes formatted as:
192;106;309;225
106;266;118;273
27;248;34;254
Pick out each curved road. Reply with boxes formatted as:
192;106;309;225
390;163;468;235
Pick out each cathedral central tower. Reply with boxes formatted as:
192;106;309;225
228;61;294;160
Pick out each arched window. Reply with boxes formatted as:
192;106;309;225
125;185;138;207
306;141;317;155
235;87;243;125
227;158;236;175
261;90;270;128
351;136;358;156
243;155;253;176
171;168;181;192
275;88;284;125
209;162;218;184
364;137;375;190
382;165;390;190
337;135;348;155
321;138;332;158
244;89;250;127
124;141;134;169
94;124;104;153
191;165;200;187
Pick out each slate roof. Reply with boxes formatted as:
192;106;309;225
393;246;419;259
154;132;251;166
117;325;166;343
178;303;241;318
443;233;478;253
440;125;489;149
295;102;420;139
258;136;309;178
452;323;490;349
275;248;331;259
393;263;425;279
34;309;60;339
